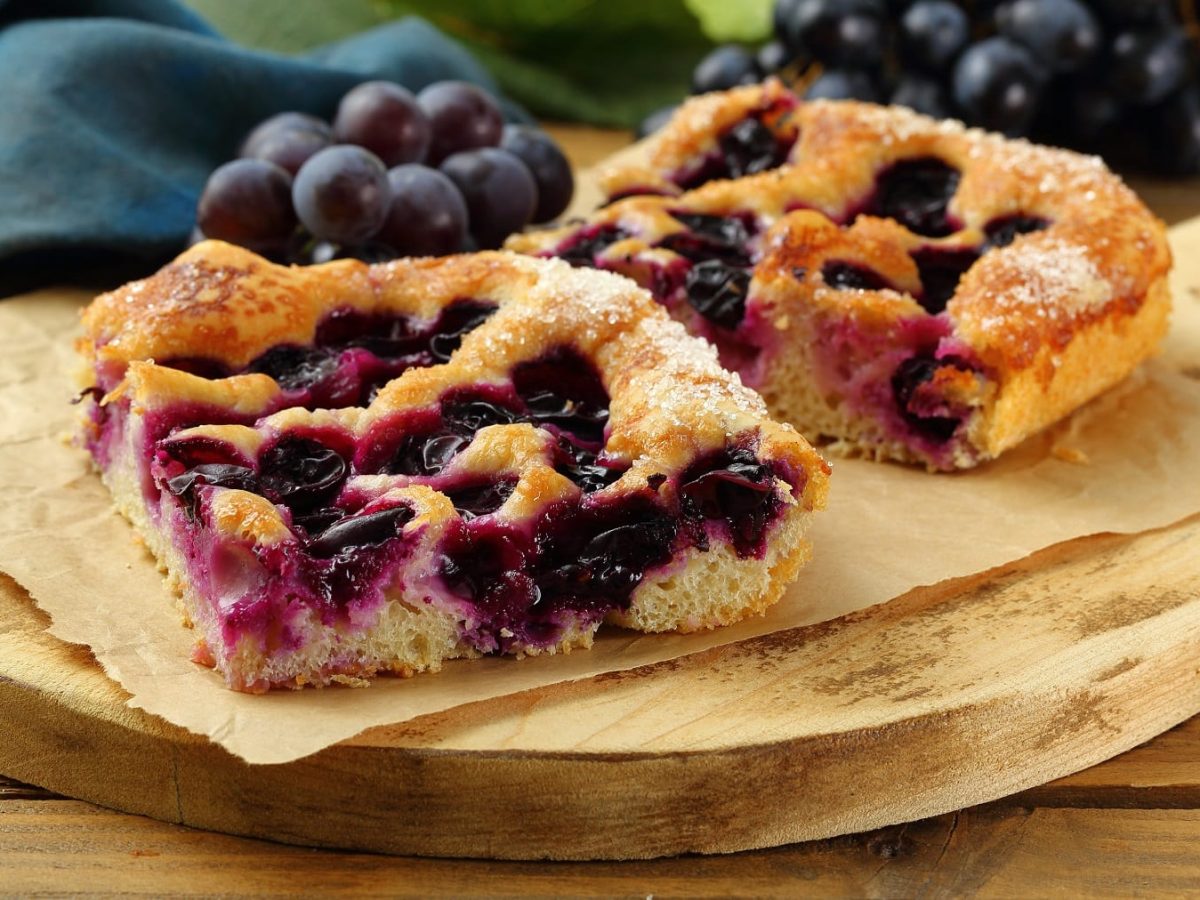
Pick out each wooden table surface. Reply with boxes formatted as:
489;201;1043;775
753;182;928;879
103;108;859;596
5;124;1200;897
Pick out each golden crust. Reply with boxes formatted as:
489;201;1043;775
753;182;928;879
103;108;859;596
508;96;1172;469
84;241;829;494
80;243;375;373
978;275;1171;458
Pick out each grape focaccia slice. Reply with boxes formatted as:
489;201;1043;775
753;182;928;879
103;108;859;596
76;241;829;692
511;94;1172;470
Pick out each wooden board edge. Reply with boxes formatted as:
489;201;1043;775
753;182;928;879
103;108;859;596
3;591;1198;860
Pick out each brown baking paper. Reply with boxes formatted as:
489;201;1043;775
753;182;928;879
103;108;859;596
3;221;1200;765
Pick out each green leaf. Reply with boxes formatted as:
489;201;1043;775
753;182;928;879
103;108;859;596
376;0;710;127
683;0;773;43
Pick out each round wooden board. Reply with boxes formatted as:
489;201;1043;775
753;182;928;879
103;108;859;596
4;157;1200;860
3;514;1200;860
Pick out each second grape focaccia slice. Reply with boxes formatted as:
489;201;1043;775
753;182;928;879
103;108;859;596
510;89;1172;470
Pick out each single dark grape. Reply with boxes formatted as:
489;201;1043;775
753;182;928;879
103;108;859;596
375;165;469;256
1110;30;1190;107
240;112;332;158
890;74;954;119
996;0;1101;74
440;148;537;249
334;80;432;167
685;261;751;330
196;159;296;249
870;158;960;236
952;37;1045;135
756;39;793;74
1149;85;1200;175
804;68;881;102
899;1;970;72
308;506;413;558
417;81;505;165
636;105;679;139
781;0;886;67
258;438;347;510
248;127;331;176
718;119;790;177
292;145;391;244
692;45;761;94
500;125;574;223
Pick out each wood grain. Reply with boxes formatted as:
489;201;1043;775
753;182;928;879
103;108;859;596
5;795;1200;898
1016;716;1200;809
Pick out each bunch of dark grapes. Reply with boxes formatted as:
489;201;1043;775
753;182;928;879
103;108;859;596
195;81;574;263
654;0;1200;174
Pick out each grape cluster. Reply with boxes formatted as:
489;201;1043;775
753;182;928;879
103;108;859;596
667;0;1200;173
195;81;574;263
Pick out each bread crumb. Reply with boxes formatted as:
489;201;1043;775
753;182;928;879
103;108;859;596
1051;444;1090;465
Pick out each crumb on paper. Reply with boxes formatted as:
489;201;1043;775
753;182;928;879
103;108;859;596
331;674;371;688
1051;444;1090;465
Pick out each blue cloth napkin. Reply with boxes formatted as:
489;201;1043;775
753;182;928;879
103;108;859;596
0;0;519;295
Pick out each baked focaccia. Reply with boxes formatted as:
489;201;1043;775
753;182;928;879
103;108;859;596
510;90;1172;470
76;241;829;692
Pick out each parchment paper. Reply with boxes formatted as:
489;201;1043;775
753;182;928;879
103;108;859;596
3;230;1200;765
